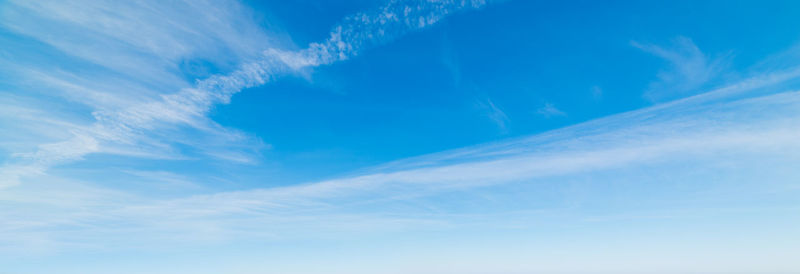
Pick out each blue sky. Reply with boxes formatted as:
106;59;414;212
1;0;800;273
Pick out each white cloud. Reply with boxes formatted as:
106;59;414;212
3;74;800;251
632;36;731;102
477;98;510;132
0;0;280;186
0;0;491;187
536;102;566;118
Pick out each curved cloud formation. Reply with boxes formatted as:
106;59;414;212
0;0;490;188
3;65;800;254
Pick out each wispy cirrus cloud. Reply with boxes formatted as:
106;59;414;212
3;67;800;253
0;0;491;187
0;0;279;186
477;98;510;132
632;36;731;102
536;102;566;118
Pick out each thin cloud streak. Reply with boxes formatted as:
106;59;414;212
3;75;799;251
633;36;731;102
536;102;566;118
478;98;510;132
0;0;491;188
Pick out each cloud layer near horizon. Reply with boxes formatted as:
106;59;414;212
3;72;799;253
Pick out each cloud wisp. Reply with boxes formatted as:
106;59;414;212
3;69;800;252
0;0;490;188
536;102;566;118
633;36;731;102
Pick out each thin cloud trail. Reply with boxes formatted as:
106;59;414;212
4;84;799;251
0;0;491;188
